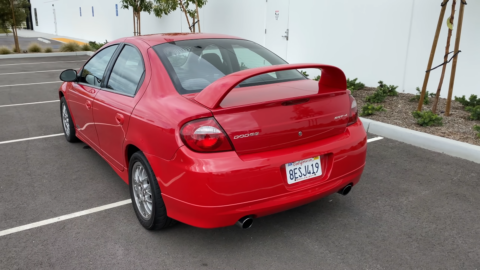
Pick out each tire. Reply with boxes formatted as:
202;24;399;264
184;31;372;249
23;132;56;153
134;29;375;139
129;151;177;230
60;97;79;142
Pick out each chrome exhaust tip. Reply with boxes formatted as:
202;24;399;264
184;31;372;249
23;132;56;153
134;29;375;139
338;184;353;196
236;216;253;229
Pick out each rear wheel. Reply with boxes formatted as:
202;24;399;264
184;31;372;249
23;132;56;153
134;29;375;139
129;151;176;230
60;97;78;142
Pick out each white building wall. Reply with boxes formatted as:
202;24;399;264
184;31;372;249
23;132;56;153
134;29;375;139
29;0;480;98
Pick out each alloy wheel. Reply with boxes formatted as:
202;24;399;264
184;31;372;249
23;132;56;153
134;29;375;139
132;162;153;219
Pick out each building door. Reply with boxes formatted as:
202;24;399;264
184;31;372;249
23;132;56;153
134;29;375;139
265;0;290;60
53;6;57;35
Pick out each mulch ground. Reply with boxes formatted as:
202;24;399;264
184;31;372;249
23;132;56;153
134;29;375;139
352;87;480;146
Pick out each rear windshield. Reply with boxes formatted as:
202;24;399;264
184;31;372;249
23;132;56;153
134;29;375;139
153;39;305;94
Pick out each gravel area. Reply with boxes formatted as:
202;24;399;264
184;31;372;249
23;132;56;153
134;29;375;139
353;87;480;146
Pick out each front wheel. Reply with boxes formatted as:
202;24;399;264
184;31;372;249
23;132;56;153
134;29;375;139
129;151;176;230
60;97;78;142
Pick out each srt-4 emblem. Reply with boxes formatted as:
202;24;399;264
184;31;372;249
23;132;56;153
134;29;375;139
334;114;348;120
234;132;259;139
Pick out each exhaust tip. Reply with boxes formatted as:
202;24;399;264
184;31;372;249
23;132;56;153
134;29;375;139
236;216;253;229
338;184;353;196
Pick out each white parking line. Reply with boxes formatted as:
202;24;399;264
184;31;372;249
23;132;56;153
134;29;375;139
0;81;62;88
0;60;84;67
367;137;384;143
0;135;384;237
0;133;63;145
0;70;64;76
0;100;59;108
0;200;132;237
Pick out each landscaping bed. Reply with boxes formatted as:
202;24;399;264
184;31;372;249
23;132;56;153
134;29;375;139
352;87;480;146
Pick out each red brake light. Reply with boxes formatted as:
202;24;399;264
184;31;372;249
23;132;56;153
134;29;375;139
347;95;358;126
180;118;233;152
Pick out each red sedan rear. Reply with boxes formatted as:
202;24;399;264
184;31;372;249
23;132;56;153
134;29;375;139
58;33;366;230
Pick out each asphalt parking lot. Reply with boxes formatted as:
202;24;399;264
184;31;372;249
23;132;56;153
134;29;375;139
0;36;64;51
1;56;480;270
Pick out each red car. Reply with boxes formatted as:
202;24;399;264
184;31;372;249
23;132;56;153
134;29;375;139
59;33;366;230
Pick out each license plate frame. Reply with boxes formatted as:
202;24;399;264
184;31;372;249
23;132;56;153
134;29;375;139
285;156;322;184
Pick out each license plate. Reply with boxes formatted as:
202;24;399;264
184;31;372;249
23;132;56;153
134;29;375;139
285;156;322;184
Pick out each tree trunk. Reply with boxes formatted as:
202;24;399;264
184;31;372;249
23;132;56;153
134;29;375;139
432;0;457;114
195;0;200;33
10;0;20;53
138;12;141;36
133;10;136;36
179;0;192;32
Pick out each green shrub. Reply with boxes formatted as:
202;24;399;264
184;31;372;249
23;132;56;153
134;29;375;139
44;47;53;53
465;106;480;121
365;80;399;103
27;43;42;53
300;70;309;78
313;75;320;81
474;125;480;139
455;95;480;107
412;111;443;127
347;78;365;91
59;42;81;52
361;103;385;116
80;43;92;51
88;40;108;51
377;80;398;96
410;87;436;104
365;91;387;103
0;46;11;54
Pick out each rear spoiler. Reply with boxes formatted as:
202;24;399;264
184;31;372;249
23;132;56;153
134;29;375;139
194;63;347;110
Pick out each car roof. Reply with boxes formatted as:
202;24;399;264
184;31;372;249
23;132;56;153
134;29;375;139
127;33;244;47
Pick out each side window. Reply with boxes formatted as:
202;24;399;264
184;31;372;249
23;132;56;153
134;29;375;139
80;45;118;87
106;45;145;96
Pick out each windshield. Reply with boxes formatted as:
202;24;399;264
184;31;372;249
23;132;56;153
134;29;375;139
153;39;305;94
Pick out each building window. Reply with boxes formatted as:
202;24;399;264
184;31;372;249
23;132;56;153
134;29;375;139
92;6;94;17
79;7;82;17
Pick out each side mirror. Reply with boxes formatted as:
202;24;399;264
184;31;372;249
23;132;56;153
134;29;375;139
60;69;78;82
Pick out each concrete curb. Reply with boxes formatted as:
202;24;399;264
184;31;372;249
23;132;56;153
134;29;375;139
0;51;94;59
361;117;480;164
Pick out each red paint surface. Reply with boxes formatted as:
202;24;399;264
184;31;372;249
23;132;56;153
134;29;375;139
60;33;367;228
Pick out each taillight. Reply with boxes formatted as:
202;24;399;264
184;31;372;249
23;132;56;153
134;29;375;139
180;118;233;152
347;95;358;126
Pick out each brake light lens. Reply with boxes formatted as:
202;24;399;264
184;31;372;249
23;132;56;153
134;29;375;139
347;95;358;126
181;118;233;152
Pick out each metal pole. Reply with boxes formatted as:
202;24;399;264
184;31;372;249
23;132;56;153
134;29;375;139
445;0;466;116
417;0;449;111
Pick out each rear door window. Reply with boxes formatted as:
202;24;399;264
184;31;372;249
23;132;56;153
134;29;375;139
106;45;145;96
79;45;118;87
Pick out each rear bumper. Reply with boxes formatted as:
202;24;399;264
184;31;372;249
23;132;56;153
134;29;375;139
145;120;367;228
162;165;363;228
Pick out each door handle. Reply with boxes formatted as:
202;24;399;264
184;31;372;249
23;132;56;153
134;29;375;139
282;29;289;41
85;100;92;110
115;113;125;125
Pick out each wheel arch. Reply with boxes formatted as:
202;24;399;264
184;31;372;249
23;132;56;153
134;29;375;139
125;144;142;169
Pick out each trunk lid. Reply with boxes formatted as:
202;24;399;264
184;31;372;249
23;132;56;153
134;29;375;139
202;80;350;155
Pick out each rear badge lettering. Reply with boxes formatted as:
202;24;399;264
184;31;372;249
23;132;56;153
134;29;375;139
334;114;348;120
234;132;259;139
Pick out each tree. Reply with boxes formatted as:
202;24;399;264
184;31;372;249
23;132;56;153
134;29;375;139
0;0;29;52
120;0;154;36
153;0;206;33
432;0;456;114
